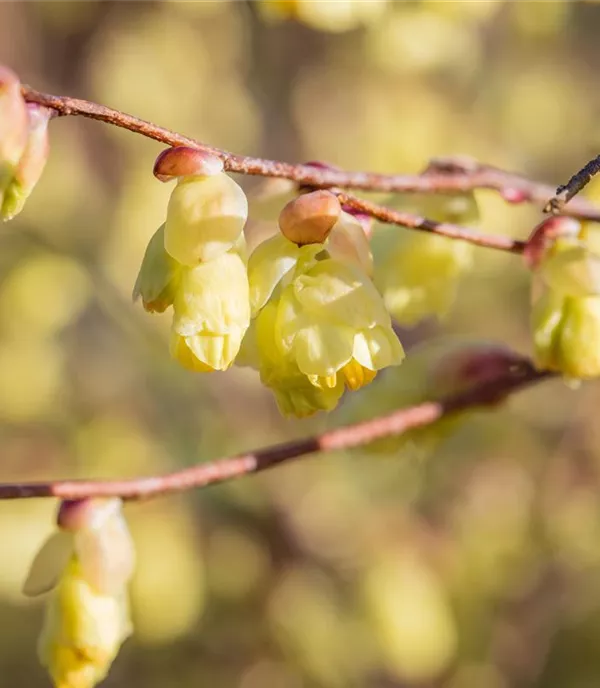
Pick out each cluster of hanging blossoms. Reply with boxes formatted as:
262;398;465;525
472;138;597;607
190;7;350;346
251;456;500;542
23;498;135;688
134;148;405;417
134;147;250;373
529;216;600;380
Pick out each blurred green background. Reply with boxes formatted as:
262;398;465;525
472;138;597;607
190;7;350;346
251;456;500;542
2;1;600;686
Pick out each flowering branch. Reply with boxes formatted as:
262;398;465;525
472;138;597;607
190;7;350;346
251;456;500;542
21;86;600;224
0;361;550;501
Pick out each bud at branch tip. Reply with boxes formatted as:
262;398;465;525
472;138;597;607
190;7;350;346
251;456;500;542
279;189;341;245
153;146;224;182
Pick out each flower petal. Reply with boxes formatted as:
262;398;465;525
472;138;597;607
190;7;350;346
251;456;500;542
23;531;74;597
541;243;600;297
247;234;299;316
327;211;373;276
294;259;389;328
557;296;600;378
293;323;354;377
75;516;136;596
132;224;181;313
164;173;248;265
353;327;405;371
172;251;250;336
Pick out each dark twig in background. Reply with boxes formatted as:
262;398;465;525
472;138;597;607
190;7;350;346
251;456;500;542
545;154;600;215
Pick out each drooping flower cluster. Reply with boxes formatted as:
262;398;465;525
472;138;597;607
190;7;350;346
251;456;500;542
242;190;404;417
23;498;135;688
0;66;50;220
529;217;600;380
135;150;404;417
134;148;250;373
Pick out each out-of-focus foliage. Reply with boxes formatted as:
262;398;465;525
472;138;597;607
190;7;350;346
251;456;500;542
2;1;600;686
373;191;479;326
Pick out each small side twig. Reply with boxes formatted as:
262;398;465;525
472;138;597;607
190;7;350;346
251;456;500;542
335;190;527;253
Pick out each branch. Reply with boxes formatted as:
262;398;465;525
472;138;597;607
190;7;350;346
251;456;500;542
0;363;551;501
21;86;600;222
545;154;600;215
335;190;527;253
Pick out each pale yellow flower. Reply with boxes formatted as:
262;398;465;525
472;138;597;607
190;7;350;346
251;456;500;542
276;257;404;391
0;66;28;198
38;559;132;688
2;104;51;221
532;236;600;379
171;250;250;372
327;210;373;276
251;299;344;417
23;499;135;688
373;192;478;326
132;224;181;313
164;172;248;265
245;233;403;415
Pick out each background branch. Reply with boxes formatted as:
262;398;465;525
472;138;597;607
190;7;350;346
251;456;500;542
21;86;600;222
0;363;551;502
546;154;600;214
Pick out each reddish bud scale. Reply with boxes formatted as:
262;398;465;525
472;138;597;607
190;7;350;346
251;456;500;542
15;104;50;183
500;188;530;204
154;146;223;182
0;65;28;171
524;216;581;270
57;498;107;532
340;204;373;238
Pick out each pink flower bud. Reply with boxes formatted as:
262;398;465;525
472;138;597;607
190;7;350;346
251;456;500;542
0;65;28;184
153;146;224;182
524;216;581;270
1;104;51;220
500;188;530;204
57;498;114;532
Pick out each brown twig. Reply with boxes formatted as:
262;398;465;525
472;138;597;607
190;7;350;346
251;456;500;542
545;154;600;215
21;86;600;222
0;364;551;501
335;190;527;253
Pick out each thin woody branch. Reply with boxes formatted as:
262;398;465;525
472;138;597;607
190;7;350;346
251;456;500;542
545;154;600;215
335;190;527;253
0;363;551;501
21;86;600;223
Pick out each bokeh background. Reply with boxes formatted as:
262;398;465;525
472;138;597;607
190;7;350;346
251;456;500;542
2;1;600;686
